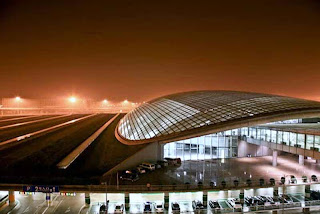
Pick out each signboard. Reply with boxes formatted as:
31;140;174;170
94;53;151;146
23;185;59;193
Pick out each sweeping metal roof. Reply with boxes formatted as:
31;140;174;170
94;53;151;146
116;91;320;145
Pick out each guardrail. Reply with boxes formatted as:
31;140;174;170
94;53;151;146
0;194;8;207
0;177;320;193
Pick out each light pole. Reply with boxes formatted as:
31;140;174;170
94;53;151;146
15;96;21;115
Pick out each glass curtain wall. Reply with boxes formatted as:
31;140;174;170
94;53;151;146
164;125;320;161
164;130;238;160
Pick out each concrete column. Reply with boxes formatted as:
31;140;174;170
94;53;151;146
305;184;311;198
203;190;208;207
46;193;51;206
272;187;279;214
157;143;164;160
273;187;279;201
239;189;244;206
272;150;278;167
299;155;305;165
125;192;130;211
85;192;90;206
164;192;169;209
8;191;15;205
316;159;320;164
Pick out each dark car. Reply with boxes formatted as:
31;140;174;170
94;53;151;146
192;200;204;210
99;204;107;213
171;202;180;212
209;200;220;209
119;170;139;182
144;202;152;212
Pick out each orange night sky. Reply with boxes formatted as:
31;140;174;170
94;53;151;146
1;0;320;102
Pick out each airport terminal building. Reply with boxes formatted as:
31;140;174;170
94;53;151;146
115;91;320;165
3;90;320;213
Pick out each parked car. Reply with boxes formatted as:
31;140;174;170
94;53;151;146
140;162;156;171
99;203;107;213
290;175;297;184
144;202;152;212
192;200;204;210
228;198;242;210
209;200;220;209
136;166;146;174
311;175;318;182
311;191;320;200
279;194;293;203
114;204;124;213
119;170;139;182
154;203;164;213
171;202;180;212
165;158;181;166
157;160;168;167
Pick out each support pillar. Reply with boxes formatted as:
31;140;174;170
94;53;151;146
164;192;169;210
85;192;90;206
8;191;15;205
46;193;51;206
272;150;278;167
305;184;311;198
299;155;305;165
273;187;280;214
273;187;279;201
239;189;244;206
203;190;208;207
316;159;320;164
303;184;311;213
125;192;130;211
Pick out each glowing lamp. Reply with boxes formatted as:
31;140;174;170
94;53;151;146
69;97;77;103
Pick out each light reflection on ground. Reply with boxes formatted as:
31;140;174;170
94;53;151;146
128;154;320;186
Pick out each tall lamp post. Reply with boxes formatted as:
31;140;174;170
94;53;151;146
15;96;21;115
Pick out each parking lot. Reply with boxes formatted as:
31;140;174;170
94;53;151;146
111;154;320;188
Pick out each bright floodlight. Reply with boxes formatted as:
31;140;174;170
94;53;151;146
15;96;21;101
103;99;108;104
69;97;77;103
123;99;128;104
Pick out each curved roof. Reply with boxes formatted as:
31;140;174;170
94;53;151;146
116;91;320;145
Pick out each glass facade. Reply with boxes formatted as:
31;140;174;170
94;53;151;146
117;91;320;143
164;131;238;160
164;125;320;160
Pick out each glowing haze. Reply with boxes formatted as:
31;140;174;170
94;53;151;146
0;0;320;102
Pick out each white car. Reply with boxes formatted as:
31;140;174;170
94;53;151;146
140;162;156;171
228;198;242;210
114;204;124;213
136;166;146;174
154;203;164;213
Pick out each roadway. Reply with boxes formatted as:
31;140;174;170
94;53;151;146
0;113;146;185
0;114;114;184
0;115;45;125
0;115;34;121
0;114;85;143
0;192;86;214
67;114;146;178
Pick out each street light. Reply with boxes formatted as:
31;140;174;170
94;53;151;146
103;99;108;104
69;97;77;103
15;96;22;115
